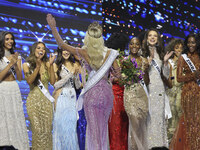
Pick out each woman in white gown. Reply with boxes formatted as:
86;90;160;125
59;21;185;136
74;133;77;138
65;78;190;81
53;41;81;150
0;31;29;150
142;29;173;149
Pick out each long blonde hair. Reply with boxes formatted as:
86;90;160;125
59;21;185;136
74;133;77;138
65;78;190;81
82;22;107;70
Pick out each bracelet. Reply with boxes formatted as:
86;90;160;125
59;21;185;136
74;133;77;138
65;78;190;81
58;41;64;49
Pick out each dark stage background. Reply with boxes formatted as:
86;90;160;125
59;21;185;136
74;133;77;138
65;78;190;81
1;0;200;147
103;0;200;44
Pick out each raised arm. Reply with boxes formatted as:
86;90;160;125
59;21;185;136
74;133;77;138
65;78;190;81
46;14;88;60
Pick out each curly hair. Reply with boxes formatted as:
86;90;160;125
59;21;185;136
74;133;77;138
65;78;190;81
55;40;75;80
82;21;106;70
105;32;129;51
183;33;200;58
0;31;16;60
26;41;48;86
165;38;184;59
142;28;164;60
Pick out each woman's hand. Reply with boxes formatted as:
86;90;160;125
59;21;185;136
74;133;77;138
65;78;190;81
148;46;155;64
9;53;18;67
46;14;56;29
49;53;56;65
164;51;174;65
149;46;156;58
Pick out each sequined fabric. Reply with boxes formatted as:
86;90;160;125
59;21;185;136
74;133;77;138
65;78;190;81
176;52;200;150
84;75;113;150
108;84;128;150
26;65;53;150
166;59;183;142
169;115;188;150
0;81;29;150
123;56;148;150
147;51;168;149
124;83;148;150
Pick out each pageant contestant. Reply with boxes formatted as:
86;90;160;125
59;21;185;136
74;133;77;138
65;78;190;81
46;14;120;150
123;37;149;150
53;40;81;150
23;41;56;150
106;33;129;150
0;31;29;150
142;29;173;149
165;39;184;142
172;34;200;150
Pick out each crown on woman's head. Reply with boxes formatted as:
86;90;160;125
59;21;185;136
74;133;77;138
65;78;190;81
87;21;102;38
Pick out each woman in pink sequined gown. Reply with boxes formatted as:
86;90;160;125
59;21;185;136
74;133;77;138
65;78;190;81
46;14;120;150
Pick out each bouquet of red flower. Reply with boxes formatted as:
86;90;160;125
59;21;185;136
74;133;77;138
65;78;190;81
119;56;144;89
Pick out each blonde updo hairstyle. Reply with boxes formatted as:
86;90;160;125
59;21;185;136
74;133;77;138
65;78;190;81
82;22;106;70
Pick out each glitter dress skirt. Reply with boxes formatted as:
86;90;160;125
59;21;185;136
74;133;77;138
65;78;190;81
27;86;53;150
84;79;113;150
0;81;29;150
124;83;148;150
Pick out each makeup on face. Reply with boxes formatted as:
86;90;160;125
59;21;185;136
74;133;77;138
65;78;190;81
35;43;46;58
187;37;196;53
62;50;70;60
174;44;183;57
129;38;141;55
4;34;14;51
147;30;158;46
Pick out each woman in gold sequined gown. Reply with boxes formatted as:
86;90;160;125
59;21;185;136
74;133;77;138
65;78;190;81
23;42;56;150
171;34;200;150
165;39;184;142
123;37;149;150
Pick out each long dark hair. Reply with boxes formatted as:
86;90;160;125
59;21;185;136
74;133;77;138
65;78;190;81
55;40;75;80
26;41;48;85
142;28;164;60
183;33;200;58
0;31;16;60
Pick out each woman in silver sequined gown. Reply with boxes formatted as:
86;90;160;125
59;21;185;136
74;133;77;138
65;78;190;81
142;29;173;149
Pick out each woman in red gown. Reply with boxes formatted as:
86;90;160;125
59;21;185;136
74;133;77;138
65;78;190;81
106;33;129;150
